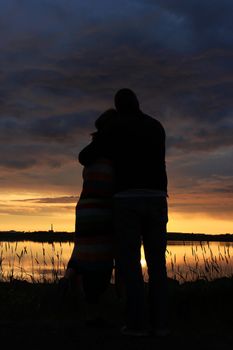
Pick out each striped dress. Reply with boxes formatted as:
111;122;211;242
68;157;114;273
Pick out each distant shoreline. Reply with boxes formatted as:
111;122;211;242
0;231;232;242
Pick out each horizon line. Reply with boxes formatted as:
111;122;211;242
0;230;232;236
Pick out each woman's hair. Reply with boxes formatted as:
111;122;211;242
94;108;117;131
114;88;140;113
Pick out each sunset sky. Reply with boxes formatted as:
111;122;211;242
0;0;232;234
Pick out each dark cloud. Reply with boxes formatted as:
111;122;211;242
0;110;98;146
13;196;79;204
28;112;98;140
146;0;233;51
167;121;233;153
0;143;78;170
170;200;233;221
0;203;74;217
0;0;232;225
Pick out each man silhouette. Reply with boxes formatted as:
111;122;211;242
79;88;169;336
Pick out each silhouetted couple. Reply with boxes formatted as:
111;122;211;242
62;88;169;337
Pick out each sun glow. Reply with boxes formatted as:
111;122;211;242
0;192;77;232
0;191;232;234
167;212;232;235
0;209;232;235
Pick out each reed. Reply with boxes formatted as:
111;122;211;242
0;240;232;283
0;241;67;283
165;241;233;282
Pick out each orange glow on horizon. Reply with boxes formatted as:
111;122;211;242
0;210;232;235
0;192;232;234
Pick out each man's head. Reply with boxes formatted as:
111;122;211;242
114;88;140;113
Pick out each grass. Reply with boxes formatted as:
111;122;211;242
0;276;232;348
0;241;67;283
0;240;233;283
0;238;232;347
0;239;232;347
166;241;233;282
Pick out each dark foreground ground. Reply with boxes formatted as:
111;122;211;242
0;277;232;349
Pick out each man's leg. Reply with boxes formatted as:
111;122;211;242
114;198;146;329
142;198;169;331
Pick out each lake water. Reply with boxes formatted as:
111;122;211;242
0;240;232;283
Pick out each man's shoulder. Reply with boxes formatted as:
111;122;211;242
141;113;165;130
101;111;165;135
142;112;161;122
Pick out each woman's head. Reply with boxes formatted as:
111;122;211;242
94;108;117;131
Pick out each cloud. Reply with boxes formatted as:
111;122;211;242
145;0;233;50
0;203;74;217
0;143;76;170
169;192;233;221
13;196;79;204
0;0;232;227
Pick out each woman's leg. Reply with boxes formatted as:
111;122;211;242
83;267;113;322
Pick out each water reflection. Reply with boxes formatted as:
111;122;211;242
0;240;232;283
0;241;73;283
